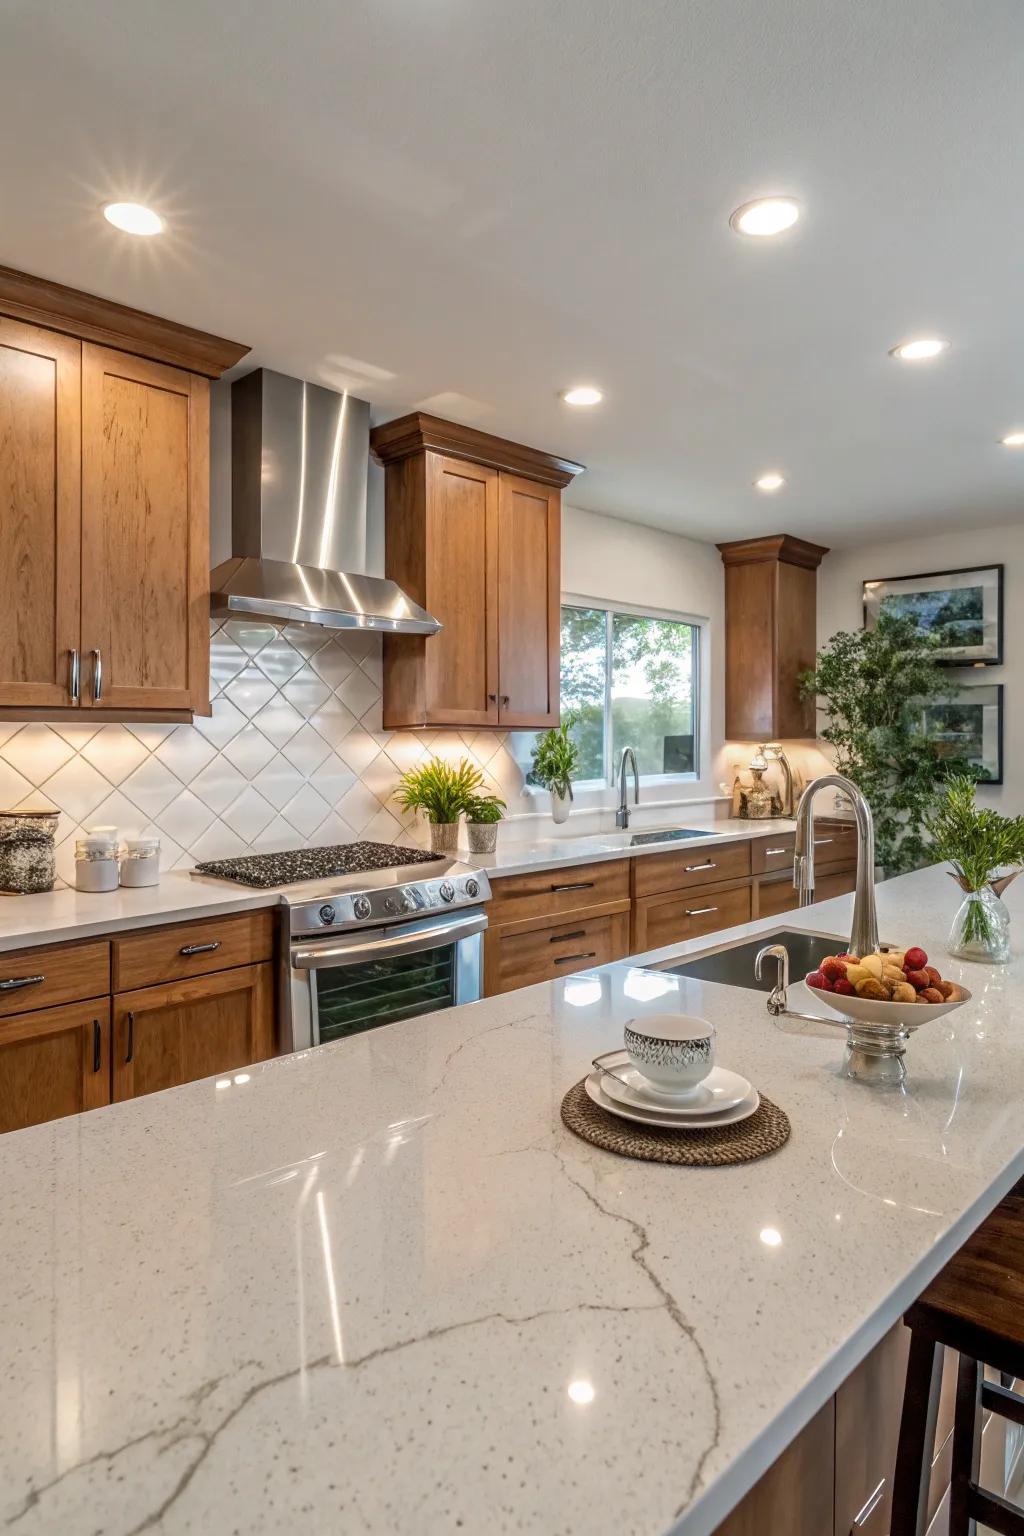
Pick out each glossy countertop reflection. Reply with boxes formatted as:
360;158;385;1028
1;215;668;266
2;867;1024;1535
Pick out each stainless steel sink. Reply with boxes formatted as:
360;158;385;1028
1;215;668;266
627;828;715;847
650;927;844;992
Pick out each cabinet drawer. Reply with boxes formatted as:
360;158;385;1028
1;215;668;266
485;908;629;996
0;940;110;1019
813;819;858;869
757;875;799;920
815;869;857;904
632;881;751;955
750;833;796;875
112;911;275;992
633;839;751;898
487;859;629;926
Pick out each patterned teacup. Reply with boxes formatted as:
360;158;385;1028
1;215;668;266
623;1013;716;1094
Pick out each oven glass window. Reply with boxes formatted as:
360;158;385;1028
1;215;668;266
314;946;457;1042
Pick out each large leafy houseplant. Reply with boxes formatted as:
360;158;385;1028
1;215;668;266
924;774;1024;959
464;791;506;855
530;715;581;821
393;757;484;853
801;612;960;875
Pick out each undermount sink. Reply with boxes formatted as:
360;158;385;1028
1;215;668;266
558;826;717;851
650;927;845;992
627;827;715;846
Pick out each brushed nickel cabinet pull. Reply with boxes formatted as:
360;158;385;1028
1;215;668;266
852;1477;885;1527
179;941;221;956
0;974;44;991
92;648;103;703
550;880;594;893
814;837;834;847
553;952;597;965
684;860;716;872
685;906;718;917
550;929;586;943
764;846;789;856
69;648;80;703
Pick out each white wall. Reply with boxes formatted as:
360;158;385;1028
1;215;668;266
818;524;1024;815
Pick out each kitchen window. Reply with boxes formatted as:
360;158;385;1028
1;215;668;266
560;602;701;785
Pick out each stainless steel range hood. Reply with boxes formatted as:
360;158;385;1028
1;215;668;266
211;369;440;634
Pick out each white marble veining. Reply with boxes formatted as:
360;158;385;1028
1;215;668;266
2;865;1023;1536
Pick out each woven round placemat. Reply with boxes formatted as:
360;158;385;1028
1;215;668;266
560;1079;791;1165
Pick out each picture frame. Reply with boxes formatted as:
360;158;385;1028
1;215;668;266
917;683;1003;785
862;564;1003;665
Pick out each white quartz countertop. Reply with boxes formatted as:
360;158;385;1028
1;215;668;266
3;865;1023;1536
467;816;800;877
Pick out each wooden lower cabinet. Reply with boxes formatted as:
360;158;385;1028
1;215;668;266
632;880;752;954
485;905;630;995
713;1397;836;1536
0;998;110;1133
112;962;275;1101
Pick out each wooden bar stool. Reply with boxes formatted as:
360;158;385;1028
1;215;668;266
892;1183;1024;1536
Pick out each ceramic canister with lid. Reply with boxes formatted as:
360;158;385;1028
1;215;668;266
75;830;120;893
119;835;161;888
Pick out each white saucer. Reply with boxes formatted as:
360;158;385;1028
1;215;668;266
594;1053;753;1115
584;1071;760;1129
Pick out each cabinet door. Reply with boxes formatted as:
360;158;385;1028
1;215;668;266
496;472;560;728
0;318;81;708
80;345;209;712
112;962;275;1102
835;1323;911;1535
713;1397;835;1536
632;880;752;953
423;453;499;726
484;906;630;996
0;999;110;1133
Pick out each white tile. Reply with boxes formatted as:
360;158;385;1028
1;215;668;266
360;695;384;733
192;697;246;750
89;790;148;838
308;645;356;688
190;825;248;863
223;620;279;656
363;805;405;844
281;784;331;836
309;812;357;846
251;816;303;853
55;829;81;886
252;761;306;811
210;632;250;693
252;636;305;686
221;725;277;779
40;759;111;822
281;725;332;775
251;698;304;749
383;732;430;774
80;725;149;785
358;649;383;689
309;755;356;805
0;760;34;809
338;781;383;833
280;668;332;719
220;786;275;841
0;725;22;749
339;727;389;775
145;827;185;872
154;727;217;784
359;751;398;805
125;722;177;750
468;730;503;766
189;757;248;815
155;790;217;849
338;631;378;664
223;665;277;719
306;696;358;747
336;667;380;720
1;724;75;784
120;757;183;819
50;723;101;750
281;623;330;658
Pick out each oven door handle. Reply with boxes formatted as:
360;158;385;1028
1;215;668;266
292;910;488;970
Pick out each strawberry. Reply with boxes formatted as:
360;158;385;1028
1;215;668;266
821;958;848;984
806;970;829;990
832;978;855;996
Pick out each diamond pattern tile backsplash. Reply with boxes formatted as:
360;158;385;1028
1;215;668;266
0;620;534;884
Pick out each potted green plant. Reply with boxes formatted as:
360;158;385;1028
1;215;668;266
464;792;506;855
392;757;484;855
924;774;1024;962
530;715;580;824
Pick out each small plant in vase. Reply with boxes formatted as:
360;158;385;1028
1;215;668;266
530;715;580;825
393;757;483;855
924;775;1024;963
464;793;506;855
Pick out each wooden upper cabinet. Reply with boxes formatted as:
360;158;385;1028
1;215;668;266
0;318;81;709
81;346;210;712
371;412;582;730
717;534;829;741
0;266;247;721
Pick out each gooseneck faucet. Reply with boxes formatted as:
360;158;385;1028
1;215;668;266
616;746;639;829
794;773;878;959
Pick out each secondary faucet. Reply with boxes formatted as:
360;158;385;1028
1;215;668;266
616;746;639;829
794;772;879;959
760;743;796;818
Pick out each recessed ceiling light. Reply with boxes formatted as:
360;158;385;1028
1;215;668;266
755;472;785;492
729;197;800;237
1001;431;1024;447
561;385;603;407
890;337;949;362
103;202;164;236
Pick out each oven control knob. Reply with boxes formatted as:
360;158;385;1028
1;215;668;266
465;878;480;898
318;903;337;926
439;880;455;903
353;896;372;920
384;896;399;914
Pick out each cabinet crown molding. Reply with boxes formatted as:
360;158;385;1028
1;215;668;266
370;411;585;489
0;265;249;379
717;533;830;570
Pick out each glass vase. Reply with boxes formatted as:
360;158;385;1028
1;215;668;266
948;885;1011;964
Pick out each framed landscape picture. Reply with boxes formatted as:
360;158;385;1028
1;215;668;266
917;684;1003;784
863;564;1003;664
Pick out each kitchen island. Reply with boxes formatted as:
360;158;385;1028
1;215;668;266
2;864;1023;1535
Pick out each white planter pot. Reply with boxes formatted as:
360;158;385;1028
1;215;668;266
551;790;571;825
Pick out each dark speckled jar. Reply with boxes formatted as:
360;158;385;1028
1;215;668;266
0;809;60;893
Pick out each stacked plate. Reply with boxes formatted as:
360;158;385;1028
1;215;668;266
585;1051;759;1128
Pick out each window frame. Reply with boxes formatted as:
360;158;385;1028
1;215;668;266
559;594;703;788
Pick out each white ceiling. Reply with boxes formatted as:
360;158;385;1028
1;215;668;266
2;0;1023;548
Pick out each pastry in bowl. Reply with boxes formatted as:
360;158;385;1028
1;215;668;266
804;945;969;1029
